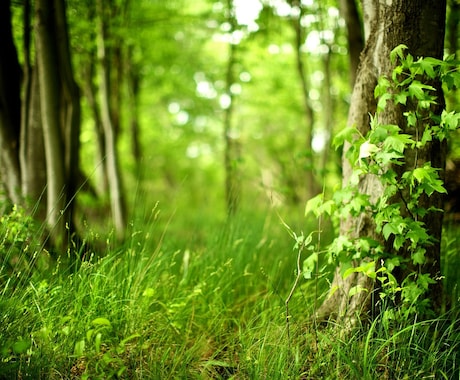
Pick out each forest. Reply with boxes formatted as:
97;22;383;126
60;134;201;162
0;0;459;378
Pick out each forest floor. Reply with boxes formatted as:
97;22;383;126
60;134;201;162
0;202;459;379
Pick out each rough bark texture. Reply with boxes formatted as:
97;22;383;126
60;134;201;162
316;0;447;327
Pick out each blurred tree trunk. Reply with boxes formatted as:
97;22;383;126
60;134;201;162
290;0;317;200
339;0;364;87
447;0;460;56
20;0;47;220
35;0;82;248
0;0;22;205
224;0;241;216
316;0;446;328
126;48;142;169
81;2;108;196
96;0;127;239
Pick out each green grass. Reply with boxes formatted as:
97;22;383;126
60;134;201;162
0;202;459;379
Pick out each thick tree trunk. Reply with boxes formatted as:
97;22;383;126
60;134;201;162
316;0;447;327
35;0;82;249
0;0;22;205
54;0;81;225
35;0;68;246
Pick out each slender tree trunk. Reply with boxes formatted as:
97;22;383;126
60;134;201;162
224;0;240;216
20;69;47;219
126;49;142;168
96;0;127;239
316;0;447;327
0;0;22;205
291;0;317;200
339;0;364;87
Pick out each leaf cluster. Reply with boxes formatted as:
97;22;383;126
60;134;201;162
303;45;460;316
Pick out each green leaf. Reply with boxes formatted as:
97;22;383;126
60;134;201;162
349;285;368;297
92;317;111;327
412;248;426;265
303;252;318;279
377;93;392;112
383;134;414;153
12;340;31;355
408;81;435;100
390;44;408;64
333;126;357;149
375;77;391;98
74;339;85;356
394;92;408;105
383;222;399;240
404;111;417;127
418;59;437;79
305;194;323;217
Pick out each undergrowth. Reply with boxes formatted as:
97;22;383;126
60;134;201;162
0;202;458;379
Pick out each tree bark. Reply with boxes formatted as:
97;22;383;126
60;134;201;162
35;0;68;246
316;0;447;327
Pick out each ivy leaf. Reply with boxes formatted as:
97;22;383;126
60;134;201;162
377;92;393;112
412;248;426;265
305;194;323;217
404;111;417;127
394;92;408;105
390;44;408;64
418;59;437;79
408;81;435;100
375;77;391;97
383;134;414;153
382;222;399;240
303;252;318;280
333;126;356;149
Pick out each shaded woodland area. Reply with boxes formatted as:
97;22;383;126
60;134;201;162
1;0;460;378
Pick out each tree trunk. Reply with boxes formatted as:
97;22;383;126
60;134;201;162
224;0;241;216
35;0;68;246
126;48;142;168
54;0;81;226
20;0;47;217
0;0;22;205
291;0;317;200
316;0;447;327
20;68;47;220
96;0;127;240
339;0;363;87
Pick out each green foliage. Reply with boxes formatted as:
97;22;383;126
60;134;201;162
305;46;460;317
0;204;45;289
